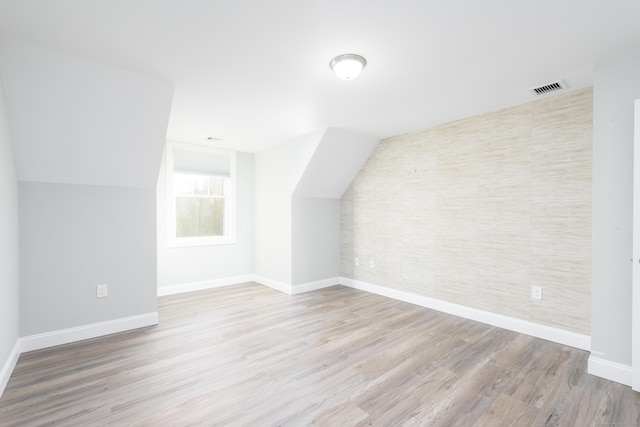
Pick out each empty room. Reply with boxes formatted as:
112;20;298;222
1;1;640;425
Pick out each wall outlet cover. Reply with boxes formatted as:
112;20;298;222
531;286;543;300
97;284;108;298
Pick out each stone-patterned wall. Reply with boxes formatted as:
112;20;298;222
341;88;592;334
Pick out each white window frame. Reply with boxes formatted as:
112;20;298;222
166;141;236;247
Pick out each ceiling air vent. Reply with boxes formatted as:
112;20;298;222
529;80;567;96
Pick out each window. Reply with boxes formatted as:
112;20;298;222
166;141;236;247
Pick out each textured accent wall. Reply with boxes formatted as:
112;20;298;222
342;88;592;334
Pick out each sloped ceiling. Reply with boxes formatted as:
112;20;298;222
0;1;639;153
0;39;174;189
293;128;379;199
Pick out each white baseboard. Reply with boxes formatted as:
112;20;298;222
0;340;21;399
252;275;292;294
157;275;255;297
291;277;341;294
252;275;340;295
20;312;159;353
157;274;340;296
340;277;591;351
588;355;632;386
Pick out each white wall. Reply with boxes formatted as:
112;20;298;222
0;73;20;393
19;182;158;335
255;128;378;288
254;131;322;285
290;128;378;287
0;39;173;337
292;197;341;285
591;49;640;366
157;149;255;289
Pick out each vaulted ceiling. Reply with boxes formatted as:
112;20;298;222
0;0;639;153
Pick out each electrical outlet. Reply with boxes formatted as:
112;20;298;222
97;284;108;298
369;260;375;268
354;258;360;266
531;286;543;300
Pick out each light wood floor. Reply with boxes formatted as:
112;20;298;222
1;283;639;426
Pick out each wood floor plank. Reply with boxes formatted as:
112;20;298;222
1;282;640;426
592;381;640;427
472;393;539;427
427;362;513;427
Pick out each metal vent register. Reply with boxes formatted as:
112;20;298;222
529;80;567;96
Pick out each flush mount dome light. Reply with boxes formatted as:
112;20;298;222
330;54;367;80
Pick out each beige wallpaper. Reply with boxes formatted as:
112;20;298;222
341;88;592;334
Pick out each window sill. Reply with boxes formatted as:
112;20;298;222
167;236;236;248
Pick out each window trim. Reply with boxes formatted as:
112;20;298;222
166;141;236;247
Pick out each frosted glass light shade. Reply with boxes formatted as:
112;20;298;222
330;54;367;80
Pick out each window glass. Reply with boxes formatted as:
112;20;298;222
174;173;226;238
166;142;236;247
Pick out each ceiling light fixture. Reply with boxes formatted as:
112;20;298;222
330;54;367;80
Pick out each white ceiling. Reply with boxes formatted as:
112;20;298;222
0;0;639;153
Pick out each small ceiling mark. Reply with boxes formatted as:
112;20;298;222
529;80;567;96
